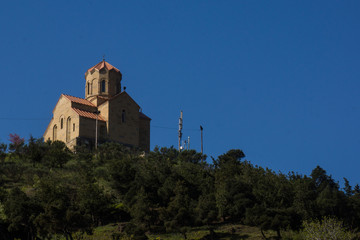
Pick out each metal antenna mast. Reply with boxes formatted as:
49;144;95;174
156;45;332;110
178;111;183;151
200;125;203;155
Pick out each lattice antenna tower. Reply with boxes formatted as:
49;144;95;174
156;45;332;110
178;110;183;151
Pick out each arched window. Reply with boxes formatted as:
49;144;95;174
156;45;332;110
60;118;64;129
101;80;106;93
87;82;90;95
66;117;71;142
122;110;126;123
73;123;75;132
53;125;57;141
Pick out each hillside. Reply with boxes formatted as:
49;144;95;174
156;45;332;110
0;136;359;240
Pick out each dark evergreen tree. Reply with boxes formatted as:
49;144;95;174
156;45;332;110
292;175;317;220
214;149;251;221
43;140;71;168
354;184;360;195
245;169;299;239
24;136;47;166
0;143;7;163
33;176;92;239
162;180;195;239
4;187;40;239
77;180;112;226
343;178;353;197
130;187;154;231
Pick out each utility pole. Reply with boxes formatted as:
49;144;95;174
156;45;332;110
94;110;100;150
178;111;183;151
188;136;190;150
200;125;203;155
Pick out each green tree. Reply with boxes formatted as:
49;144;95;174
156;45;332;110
245;169;298;239
0;143;7;163
96;142;131;164
130;187;154;231
214;149;251;221
148;147;179;207
77;180;112;226
354;184;360;194
343;178;353;197
108;153;137;203
74;144;93;162
24;136;47;166
309;167;349;220
311;166;337;193
4;187;40;239
292;174;317;220
194;167;217;225
163;180;195;239
33;176;92;240
43;140;71;168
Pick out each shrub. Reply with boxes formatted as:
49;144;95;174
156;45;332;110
301;216;355;240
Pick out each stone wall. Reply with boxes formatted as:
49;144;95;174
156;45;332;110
43;96;80;149
108;93;140;147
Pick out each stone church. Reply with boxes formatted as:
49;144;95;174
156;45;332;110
44;60;151;152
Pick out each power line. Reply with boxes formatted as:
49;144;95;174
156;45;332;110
152;125;200;131
0;118;200;131
0;117;51;121
151;125;177;130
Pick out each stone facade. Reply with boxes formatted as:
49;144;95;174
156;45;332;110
44;60;151;152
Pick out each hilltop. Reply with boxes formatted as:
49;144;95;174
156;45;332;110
0;136;359;240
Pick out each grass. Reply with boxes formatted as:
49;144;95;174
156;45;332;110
148;224;282;240
65;223;295;240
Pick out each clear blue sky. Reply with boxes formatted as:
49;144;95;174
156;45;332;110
1;1;359;187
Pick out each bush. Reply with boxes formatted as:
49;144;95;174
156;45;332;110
301;216;355;240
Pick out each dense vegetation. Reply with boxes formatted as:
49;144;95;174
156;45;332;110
0;134;359;240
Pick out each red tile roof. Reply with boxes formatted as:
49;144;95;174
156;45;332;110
62;94;95;107
87;60;120;73
72;108;105;121
139;112;151;120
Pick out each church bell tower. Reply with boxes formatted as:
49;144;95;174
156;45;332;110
85;60;122;100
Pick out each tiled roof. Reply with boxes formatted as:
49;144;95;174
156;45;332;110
63;94;95;107
72;108;105;121
139;112;151;120
97;96;110;101
87;60;120;73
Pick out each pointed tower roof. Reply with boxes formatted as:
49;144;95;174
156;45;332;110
86;60;120;73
